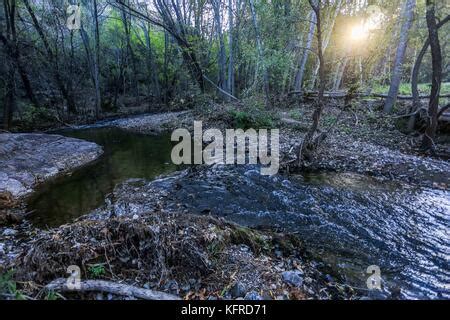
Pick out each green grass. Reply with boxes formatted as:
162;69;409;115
372;82;450;96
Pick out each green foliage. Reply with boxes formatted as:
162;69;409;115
228;108;276;129
20;105;54;130
45;290;59;300
88;264;106;278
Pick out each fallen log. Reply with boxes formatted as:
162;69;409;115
45;278;181;300
288;90;450;100
368;93;450;100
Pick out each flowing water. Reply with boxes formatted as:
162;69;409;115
27;128;450;299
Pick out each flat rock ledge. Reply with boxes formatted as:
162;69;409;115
0;133;103;209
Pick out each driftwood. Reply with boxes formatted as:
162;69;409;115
45;278;181;300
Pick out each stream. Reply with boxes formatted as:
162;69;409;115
28;127;177;227
27;127;449;300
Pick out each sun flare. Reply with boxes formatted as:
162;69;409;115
351;24;368;40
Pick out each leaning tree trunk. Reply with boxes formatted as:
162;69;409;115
294;9;316;92
421;0;442;152
407;14;449;131
383;0;416;113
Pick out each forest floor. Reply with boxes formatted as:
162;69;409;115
1;98;449;300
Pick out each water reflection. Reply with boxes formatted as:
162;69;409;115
27;127;177;227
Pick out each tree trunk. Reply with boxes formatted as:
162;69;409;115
0;33;39;109
92;0;101;118
227;0;235;96
2;0;18;129
3;67;15;131
294;9;316;92
383;0;416;113
309;0;342;90
421;0;441;151
142;22;161;103
333;56;348;90
121;2;139;97
23;0;76;114
408;14;449;131
212;0;227;96
299;0;325;165
249;0;270;107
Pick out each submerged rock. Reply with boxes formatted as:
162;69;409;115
0;133;103;210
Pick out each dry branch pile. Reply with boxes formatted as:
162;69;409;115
11;211;344;300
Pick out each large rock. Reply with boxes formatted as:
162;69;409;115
0;133;103;207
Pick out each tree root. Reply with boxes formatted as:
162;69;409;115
45;278;181;300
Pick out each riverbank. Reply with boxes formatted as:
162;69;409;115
83;101;449;188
